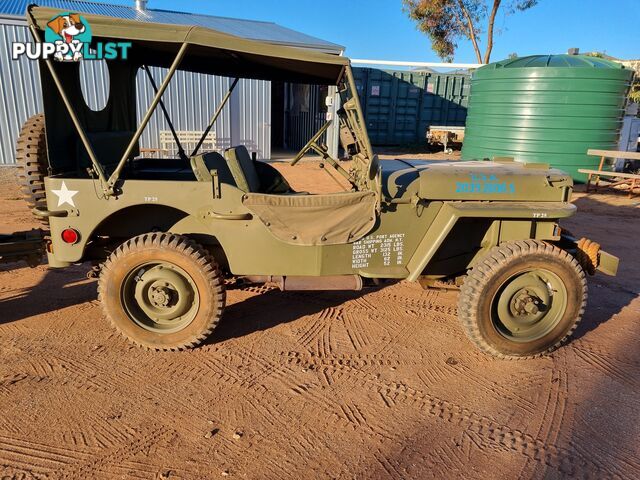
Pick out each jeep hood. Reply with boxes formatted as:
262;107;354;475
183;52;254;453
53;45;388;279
381;159;573;202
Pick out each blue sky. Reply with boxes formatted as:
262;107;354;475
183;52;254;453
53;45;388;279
113;0;639;63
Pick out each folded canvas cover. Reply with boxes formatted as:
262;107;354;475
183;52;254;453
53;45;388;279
243;191;377;246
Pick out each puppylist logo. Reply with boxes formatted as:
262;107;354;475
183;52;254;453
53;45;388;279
13;12;131;62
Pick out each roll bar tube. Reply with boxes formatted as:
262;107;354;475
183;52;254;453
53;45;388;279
142;65;188;162
108;41;190;192
191;77;239;157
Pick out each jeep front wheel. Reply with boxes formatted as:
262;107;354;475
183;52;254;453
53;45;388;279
458;240;587;359
98;233;225;350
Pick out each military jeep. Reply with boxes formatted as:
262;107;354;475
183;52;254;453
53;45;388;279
10;6;618;358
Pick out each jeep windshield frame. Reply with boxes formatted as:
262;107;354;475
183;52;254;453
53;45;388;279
26;5;376;195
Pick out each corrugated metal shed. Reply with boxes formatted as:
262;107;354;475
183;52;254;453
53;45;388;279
0;0;343;52
0;23;45;166
0;0;343;165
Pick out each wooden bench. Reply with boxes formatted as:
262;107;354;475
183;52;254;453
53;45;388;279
579;149;640;198
140;130;217;158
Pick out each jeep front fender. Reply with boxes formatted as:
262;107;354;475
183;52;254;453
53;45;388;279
405;201;576;281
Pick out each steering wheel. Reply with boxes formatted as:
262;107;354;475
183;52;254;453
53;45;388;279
290;120;333;166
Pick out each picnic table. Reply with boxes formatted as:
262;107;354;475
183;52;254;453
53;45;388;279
579;149;640;198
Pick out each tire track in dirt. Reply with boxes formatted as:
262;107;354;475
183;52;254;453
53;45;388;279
375;285;451;310
401;302;464;336
0;346;251;459
345;289;385;312
277;362;366;429
514;354;568;480
572;344;640;389
226;349;400;444
50;355;121;394
428;437;470;478
340;307;409;351
73;417;141;452
448;363;537;415
199;355;245;387
293;308;335;351
0;312;108;357
0;410;26;436
282;351;407;369
415;363;450;388
229;346;303;392
347;297;465;343
0;435;94;475
0;465;48;480
0;353;57;398
53;426;177;480
375;287;459;316
0;319;35;339
285;354;612;478
374;380;600;479
228;394;350;479
336;401;398;441
371;448;408;478
372;321;421;358
571;420;640;479
341;311;375;351
538;355;569;455
369;426;479;478
0;373;46;395
315;309;340;357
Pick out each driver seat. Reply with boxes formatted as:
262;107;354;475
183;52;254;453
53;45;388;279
224;146;260;192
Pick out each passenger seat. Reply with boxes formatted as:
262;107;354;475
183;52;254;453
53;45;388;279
224;146;261;192
190;151;235;185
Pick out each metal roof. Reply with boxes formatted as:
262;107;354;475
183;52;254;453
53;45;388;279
0;0;344;52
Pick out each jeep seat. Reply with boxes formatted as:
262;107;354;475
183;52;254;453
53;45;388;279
224;146;261;192
190;151;235;185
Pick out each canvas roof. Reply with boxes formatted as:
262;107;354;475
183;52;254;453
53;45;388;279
28;5;349;84
1;0;343;52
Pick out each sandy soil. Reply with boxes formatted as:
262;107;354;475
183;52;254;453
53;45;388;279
0;156;639;479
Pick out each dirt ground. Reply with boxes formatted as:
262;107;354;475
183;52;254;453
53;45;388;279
0;154;639;479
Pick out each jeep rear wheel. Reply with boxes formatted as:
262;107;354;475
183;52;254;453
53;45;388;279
15;113;49;226
458;240;587;359
98;233;225;350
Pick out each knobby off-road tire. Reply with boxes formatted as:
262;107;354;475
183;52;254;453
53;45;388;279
15;113;49;226
458;240;587;359
98;233;225;350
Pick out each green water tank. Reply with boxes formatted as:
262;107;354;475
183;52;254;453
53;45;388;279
461;54;634;181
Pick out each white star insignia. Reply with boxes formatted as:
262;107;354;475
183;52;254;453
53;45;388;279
51;181;78;208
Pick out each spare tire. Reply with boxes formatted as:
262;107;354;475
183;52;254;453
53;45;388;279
15;113;49;225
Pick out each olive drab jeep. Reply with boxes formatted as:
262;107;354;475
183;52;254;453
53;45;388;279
5;5;619;358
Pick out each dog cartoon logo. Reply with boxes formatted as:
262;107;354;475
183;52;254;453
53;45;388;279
44;12;92;62
12;12;129;62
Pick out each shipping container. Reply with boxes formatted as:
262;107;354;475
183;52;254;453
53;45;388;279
352;67;470;146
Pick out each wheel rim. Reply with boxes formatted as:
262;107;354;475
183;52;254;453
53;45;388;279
491;268;568;343
121;261;200;333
